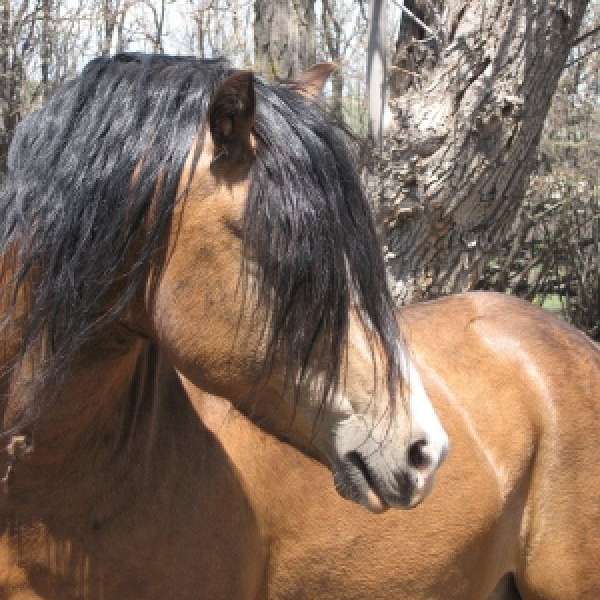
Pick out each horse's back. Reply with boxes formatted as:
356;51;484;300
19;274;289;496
404;292;600;600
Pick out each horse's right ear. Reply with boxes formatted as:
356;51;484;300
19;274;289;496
209;71;255;165
289;63;337;99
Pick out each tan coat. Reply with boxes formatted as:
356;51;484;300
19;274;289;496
1;292;598;599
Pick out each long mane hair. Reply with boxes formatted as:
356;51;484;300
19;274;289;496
0;53;402;433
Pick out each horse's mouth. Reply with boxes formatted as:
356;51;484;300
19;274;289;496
337;451;389;514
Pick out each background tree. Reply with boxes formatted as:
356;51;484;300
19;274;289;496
1;0;35;174
476;1;600;339
254;0;316;79
1;0;97;175
369;0;591;305
0;0;598;338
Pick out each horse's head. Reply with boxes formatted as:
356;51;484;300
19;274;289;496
144;67;448;512
1;55;447;512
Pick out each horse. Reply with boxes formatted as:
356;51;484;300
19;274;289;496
185;292;600;600
1;292;597;598
0;53;451;594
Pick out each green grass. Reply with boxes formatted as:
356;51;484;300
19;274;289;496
534;293;565;312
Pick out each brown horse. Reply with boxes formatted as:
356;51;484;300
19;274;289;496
0;292;597;598
197;292;600;600
0;54;450;595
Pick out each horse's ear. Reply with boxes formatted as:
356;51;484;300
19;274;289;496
289;63;337;98
209;71;255;164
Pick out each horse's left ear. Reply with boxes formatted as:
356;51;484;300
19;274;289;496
209;71;255;164
289;63;337;98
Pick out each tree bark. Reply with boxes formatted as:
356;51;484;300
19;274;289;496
195;8;205;59
101;0;117;56
254;0;316;80
0;0;9;176
367;0;386;144
367;0;589;303
115;0;130;53
254;0;293;79
41;0;51;99
322;0;343;121
297;0;316;69
147;0;165;54
0;0;30;176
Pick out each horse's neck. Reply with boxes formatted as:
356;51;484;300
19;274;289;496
1;334;171;514
185;379;236;432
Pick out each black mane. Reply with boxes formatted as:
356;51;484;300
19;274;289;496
0;53;401;429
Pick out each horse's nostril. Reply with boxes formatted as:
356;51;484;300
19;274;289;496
408;438;431;470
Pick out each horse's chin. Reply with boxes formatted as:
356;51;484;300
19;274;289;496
364;487;389;514
363;481;429;513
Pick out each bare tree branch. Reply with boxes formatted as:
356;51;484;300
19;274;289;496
571;22;600;46
565;43;600;67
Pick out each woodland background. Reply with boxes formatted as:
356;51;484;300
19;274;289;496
1;0;599;339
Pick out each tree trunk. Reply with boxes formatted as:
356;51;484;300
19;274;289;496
254;0;316;80
297;0;316;69
150;0;165;54
0;0;26;177
367;0;589;303
195;8;205;58
254;0;294;79
322;0;343;121
367;0;386;144
41;0;51;99
0;0;10;174
115;0;130;53
101;0;117;56
0;0;10;176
